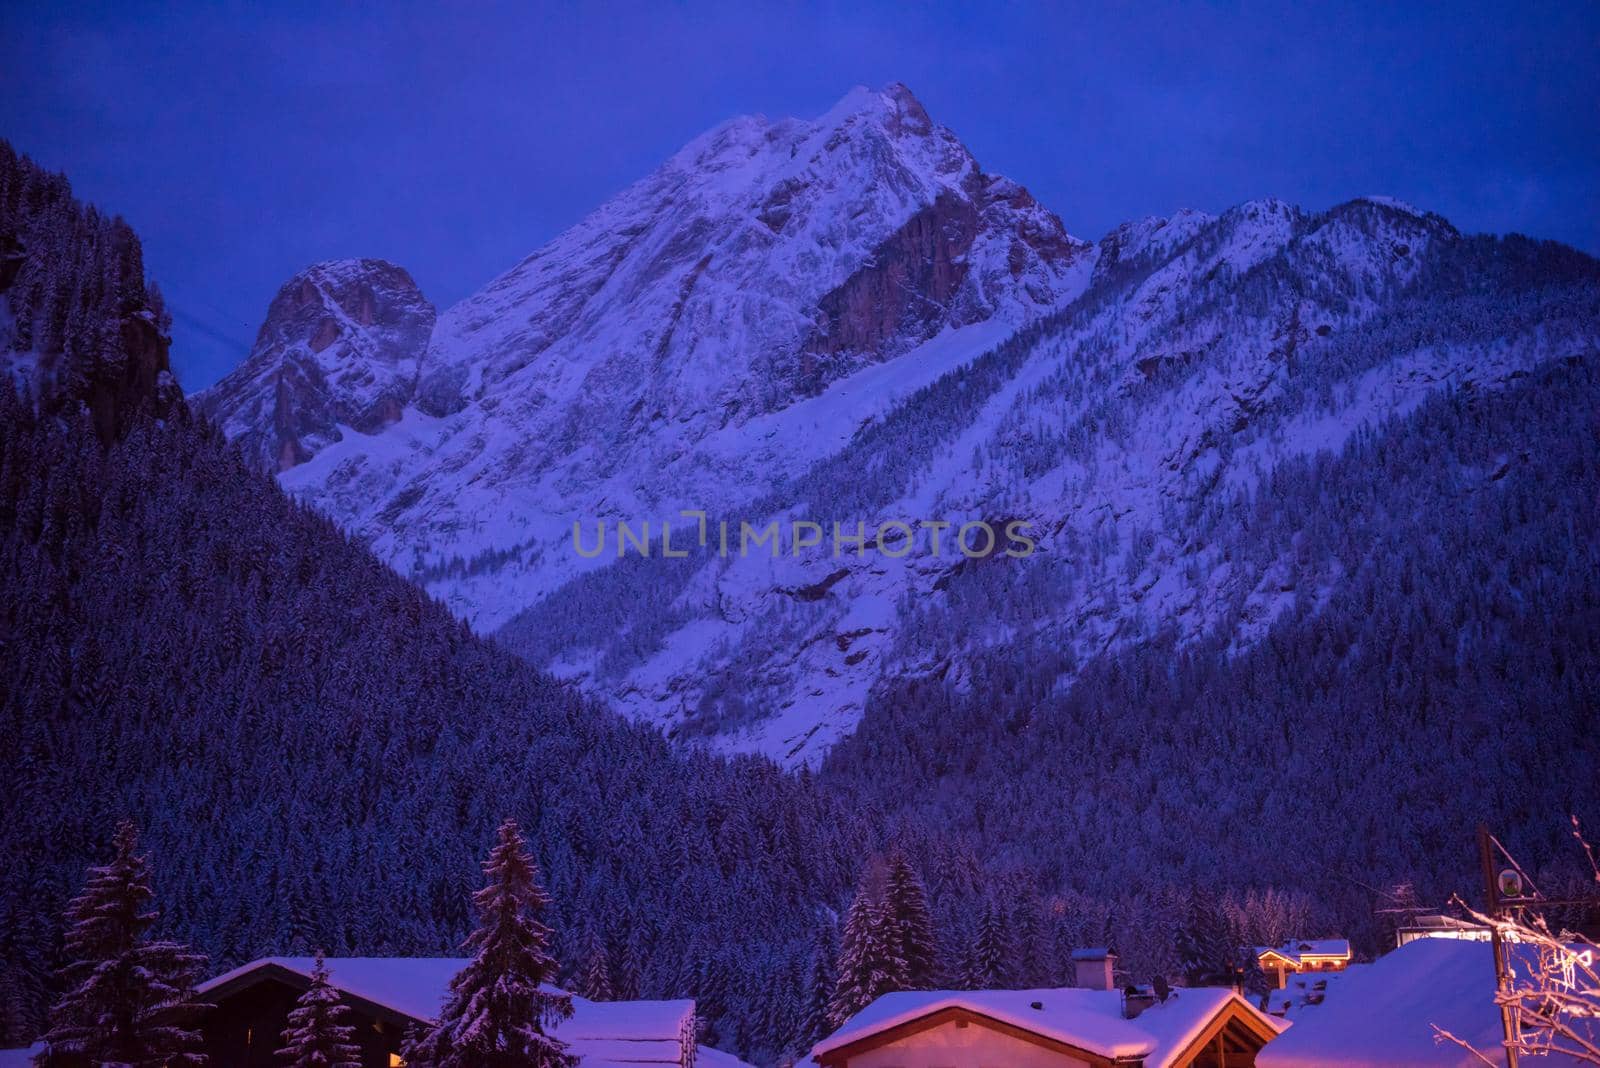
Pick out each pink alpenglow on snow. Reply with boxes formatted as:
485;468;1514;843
811;985;1284;1067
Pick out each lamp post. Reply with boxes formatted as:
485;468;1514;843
1478;823;1519;1068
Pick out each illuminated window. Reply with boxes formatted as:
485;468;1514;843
389;1055;405;1067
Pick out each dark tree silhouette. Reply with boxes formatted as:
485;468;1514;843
36;821;207;1067
401;820;576;1068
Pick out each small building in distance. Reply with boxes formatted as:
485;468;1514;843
1253;939;1351;989
810;985;1284;1068
1394;913;1492;947
193;956;742;1067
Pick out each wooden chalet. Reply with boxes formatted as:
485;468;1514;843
810;985;1285;1068
192;956;722;1067
1253;939;1352;989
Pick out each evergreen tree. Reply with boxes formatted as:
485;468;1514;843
883;852;939;989
612;932;644;1002
400;820;576;1068
576;928;613;1002
692;947;735;1051
972;902;1014;990
275;951;361;1068
37;821;208;1067
1240;950;1271;1002
799;922;838;1052
1177;890;1239;987
828;872;906;1027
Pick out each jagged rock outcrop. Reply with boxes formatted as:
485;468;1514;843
202;83;1088;625
0;139;182;442
196;259;435;470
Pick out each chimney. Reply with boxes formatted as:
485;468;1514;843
1121;986;1158;1020
1071;948;1117;991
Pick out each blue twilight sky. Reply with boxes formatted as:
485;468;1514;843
1;1;1596;391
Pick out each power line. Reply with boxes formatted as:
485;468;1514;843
167;304;252;356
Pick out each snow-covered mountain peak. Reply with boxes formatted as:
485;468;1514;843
196;258;435;470
416;82;1082;419
1353;194;1427;218
205;85;1091;627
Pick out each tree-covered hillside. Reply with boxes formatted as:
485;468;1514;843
0;143;876;1063
826;349;1600;961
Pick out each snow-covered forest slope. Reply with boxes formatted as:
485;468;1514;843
0;141;870;1061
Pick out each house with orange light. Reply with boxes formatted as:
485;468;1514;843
810;951;1285;1068
1254;939;1351;989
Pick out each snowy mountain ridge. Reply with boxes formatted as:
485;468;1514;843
505;194;1600;763
199;86;1600;765
199;83;1087;628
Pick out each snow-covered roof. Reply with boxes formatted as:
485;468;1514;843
566;1038;683;1066
1264;962;1369;1018
695;1046;756;1068
1257;938;1593;1067
198;957;697;1063
1256;938;1352;964
0;1045;41;1067
199;956;468;1022
812;986;1284;1068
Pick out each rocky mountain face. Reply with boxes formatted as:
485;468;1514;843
201;89;1600;766
195;259;435;470
199;84;1088;627
0;139;182;441
499;194;1597;762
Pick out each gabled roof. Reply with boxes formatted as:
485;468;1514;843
197;956;698;1064
1257;938;1595;1067
1257;938;1352;965
200;956;467;1024
812;986;1284;1068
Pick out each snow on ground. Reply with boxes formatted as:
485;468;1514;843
1258;939;1595;1067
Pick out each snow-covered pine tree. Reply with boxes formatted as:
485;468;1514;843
1177;889;1240;987
1240;949;1271;1003
798;922;837;1053
883;852;938;989
972;902;1014;990
275;951;361;1068
37;820;208;1067
613;931;644;1002
400;819;576;1068
693;947;736;1051
950;915;982;991
828;871;906;1027
576;928;614;1002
